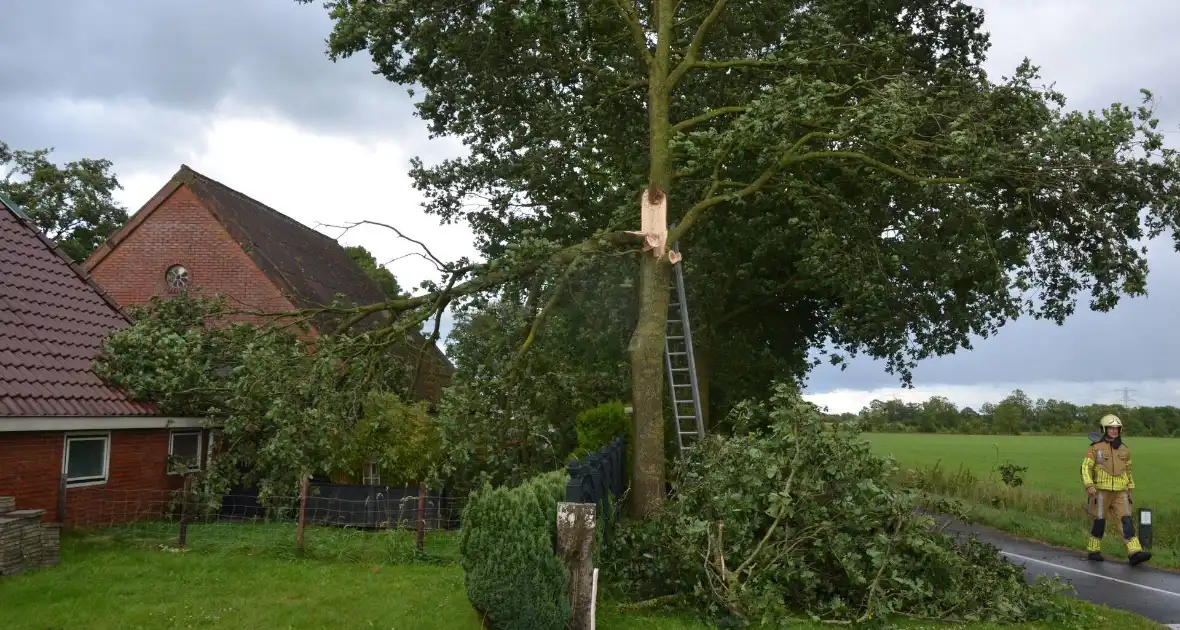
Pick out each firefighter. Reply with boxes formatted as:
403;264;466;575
1081;414;1151;565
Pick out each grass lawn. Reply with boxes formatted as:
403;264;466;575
0;527;1162;629
866;433;1180;568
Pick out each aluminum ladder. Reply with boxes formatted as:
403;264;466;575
664;238;705;453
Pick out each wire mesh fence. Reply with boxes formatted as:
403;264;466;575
1;454;467;566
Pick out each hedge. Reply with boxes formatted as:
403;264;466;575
459;469;570;630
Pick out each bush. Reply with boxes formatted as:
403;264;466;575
574;400;630;454
573;401;632;489
603;383;1070;626
459;469;570;630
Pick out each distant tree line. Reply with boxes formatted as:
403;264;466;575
821;389;1180;437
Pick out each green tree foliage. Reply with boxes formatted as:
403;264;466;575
94;293;435;499
604;384;1069;625
431;292;632;494
345;245;405;299
993;400;1024;435
845;390;1180;436
0;141;128;262
300;0;1180;516
352;392;439;486
459;470;570;630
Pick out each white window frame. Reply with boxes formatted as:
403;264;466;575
363;457;381;486
62;432;111;488
168;430;204;474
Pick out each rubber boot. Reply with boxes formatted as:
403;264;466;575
1129;551;1152;566
1087;551;1104;562
1122;519;1150;566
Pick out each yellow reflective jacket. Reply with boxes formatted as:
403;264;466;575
1081;439;1135;492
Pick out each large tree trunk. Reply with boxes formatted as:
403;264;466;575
629;13;674;517
629;254;670;517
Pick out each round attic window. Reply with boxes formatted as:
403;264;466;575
165;265;191;292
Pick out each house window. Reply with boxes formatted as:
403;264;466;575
165;264;190;292
363;458;381;485
63;434;110;487
169;431;203;473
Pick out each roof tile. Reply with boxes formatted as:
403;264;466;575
0;202;158;417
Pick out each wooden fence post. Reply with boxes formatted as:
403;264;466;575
178;474;190;548
57;472;68;525
416;484;426;553
556;502;596;630
296;476;309;552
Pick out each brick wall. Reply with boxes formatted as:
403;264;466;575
0;429;203;524
87;185;300;326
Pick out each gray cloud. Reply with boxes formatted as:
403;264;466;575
805;237;1180;391
0;0;422;166
3;0;1180;389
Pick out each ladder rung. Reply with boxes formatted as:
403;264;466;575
677;415;697;420
671;368;689;372
667;351;687;356
667;335;684;340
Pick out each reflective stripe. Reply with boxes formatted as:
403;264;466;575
1092;467;1132;491
1083;455;1132;491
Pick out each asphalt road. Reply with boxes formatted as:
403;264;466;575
937;516;1180;627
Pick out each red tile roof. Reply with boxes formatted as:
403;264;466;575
0;196;158;417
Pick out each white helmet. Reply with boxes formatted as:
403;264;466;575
1100;414;1123;429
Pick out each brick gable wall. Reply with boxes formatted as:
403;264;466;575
87;185;300;327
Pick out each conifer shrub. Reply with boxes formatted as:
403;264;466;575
459;469;570;630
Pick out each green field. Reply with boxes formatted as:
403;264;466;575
866;433;1180;567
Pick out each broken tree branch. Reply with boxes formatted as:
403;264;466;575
231;230;648;334
733;425;803;577
408;270;459;399
857;515;906;624
320;220;449;272
509;254;582;378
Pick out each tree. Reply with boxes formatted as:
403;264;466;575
298;0;1180;516
993;402;1023;435
345;245;405;299
0;142;128;262
94;293;425;499
920;396;960;432
433;292;631;493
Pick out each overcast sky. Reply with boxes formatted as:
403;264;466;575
2;0;1178;414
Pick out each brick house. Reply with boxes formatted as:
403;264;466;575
82;165;455;483
0;192;207;524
